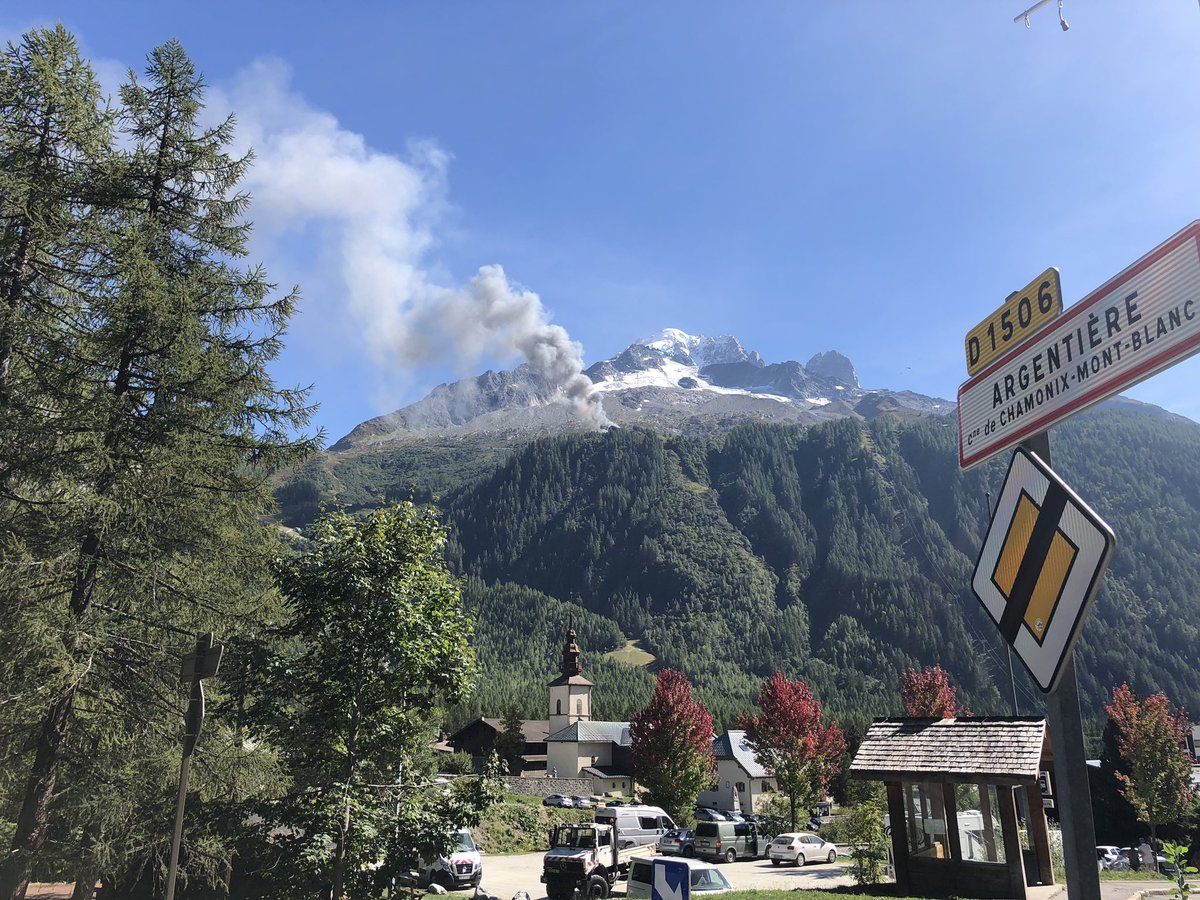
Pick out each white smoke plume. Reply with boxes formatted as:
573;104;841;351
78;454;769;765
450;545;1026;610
216;59;611;430
398;265;611;428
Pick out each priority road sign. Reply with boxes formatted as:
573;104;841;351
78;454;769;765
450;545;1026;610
972;447;1115;692
958;220;1200;470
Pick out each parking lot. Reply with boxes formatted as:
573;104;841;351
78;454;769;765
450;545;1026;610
475;850;855;899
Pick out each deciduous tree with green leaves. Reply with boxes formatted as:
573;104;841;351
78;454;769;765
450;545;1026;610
738;672;845;830
254;504;489;900
1104;683;1196;866
630;669;715;823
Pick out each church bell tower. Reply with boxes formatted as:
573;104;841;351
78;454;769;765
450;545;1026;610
548;627;594;734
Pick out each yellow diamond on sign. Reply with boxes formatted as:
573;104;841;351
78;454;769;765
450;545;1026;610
990;492;1079;643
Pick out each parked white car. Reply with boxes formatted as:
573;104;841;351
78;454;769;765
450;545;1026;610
626;856;733;898
769;832;838;867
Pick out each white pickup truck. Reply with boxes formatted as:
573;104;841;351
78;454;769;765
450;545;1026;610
541;821;648;900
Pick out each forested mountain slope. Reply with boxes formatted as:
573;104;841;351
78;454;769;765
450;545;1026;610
277;407;1200;732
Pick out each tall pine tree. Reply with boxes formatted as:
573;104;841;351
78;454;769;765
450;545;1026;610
0;37;316;900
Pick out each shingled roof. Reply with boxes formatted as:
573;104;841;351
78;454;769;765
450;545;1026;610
849;717;1048;785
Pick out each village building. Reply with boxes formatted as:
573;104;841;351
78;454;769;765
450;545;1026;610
695;729;776;815
443;717;548;775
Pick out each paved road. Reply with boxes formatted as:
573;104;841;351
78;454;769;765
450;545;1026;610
473;851;854;900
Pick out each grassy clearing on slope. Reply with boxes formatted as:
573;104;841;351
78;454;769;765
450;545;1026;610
604;639;656;668
473;794;593;854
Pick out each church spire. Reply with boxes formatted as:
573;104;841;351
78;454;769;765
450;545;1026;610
560;627;583;678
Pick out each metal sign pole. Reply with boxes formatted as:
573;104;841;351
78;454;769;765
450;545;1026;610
165;742;194;900
1021;431;1100;900
166;633;222;900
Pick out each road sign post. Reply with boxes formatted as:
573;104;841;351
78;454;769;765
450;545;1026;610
971;431;1107;900
1021;432;1101;900
166;633;223;900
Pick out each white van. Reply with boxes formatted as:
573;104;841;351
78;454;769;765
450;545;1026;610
625;856;733;898
420;829;482;889
594;805;676;849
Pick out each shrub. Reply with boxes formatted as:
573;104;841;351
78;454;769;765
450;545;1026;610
844;800;888;886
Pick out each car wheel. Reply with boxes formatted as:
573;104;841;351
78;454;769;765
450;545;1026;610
827;850;836;864
683;846;695;858
772;858;781;867
724;848;737;864
433;871;453;890
795;853;806;867
587;875;609;900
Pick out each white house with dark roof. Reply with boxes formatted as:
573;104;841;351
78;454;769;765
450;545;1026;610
695;729;775;814
544;629;636;795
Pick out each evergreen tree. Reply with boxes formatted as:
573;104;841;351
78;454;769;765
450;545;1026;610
630;669;716;823
494;701;529;776
0;37;315;900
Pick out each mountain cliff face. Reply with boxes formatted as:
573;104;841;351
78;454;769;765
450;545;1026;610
331;329;951;449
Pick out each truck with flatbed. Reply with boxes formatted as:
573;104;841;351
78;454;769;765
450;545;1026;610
541;821;648;900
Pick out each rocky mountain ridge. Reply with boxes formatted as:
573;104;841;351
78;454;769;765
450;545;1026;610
332;329;953;450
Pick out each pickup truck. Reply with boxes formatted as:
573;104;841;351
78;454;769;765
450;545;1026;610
541;821;649;900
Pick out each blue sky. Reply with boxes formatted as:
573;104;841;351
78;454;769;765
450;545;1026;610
5;2;1200;445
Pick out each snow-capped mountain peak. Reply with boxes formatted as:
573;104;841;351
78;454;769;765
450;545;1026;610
332;328;951;449
635;329;758;369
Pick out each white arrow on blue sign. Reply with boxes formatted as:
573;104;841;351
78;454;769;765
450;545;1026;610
652;858;690;900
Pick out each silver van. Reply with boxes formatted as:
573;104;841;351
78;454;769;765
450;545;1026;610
693;820;771;863
594;805;676;849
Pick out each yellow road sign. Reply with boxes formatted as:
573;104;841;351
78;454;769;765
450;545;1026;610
965;268;1062;376
972;447;1114;692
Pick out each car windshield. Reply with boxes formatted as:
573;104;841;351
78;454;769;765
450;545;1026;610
691;869;731;891
556;826;596;848
456;832;476;852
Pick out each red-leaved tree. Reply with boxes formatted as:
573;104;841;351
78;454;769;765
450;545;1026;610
738;672;845;830
900;665;970;718
630;669;716;823
1104;683;1194;861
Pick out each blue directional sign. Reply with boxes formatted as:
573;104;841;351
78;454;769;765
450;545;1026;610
652;859;690;900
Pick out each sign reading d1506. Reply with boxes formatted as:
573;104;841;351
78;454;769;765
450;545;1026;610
965;268;1062;376
959;220;1200;470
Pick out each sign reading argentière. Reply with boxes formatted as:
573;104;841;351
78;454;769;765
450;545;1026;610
965;268;1062;376
958;220;1200;470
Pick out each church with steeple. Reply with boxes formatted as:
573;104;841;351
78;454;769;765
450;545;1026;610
445;628;634;795
545;628;634;795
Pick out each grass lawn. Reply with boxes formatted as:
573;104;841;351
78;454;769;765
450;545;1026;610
722;890;932;900
604;639;655;668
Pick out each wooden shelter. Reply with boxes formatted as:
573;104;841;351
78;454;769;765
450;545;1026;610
849;717;1055;899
